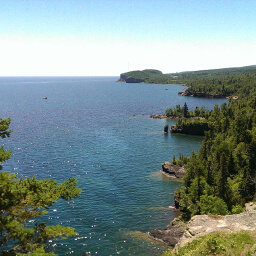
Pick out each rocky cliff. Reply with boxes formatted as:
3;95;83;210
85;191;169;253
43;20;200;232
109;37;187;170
118;74;145;83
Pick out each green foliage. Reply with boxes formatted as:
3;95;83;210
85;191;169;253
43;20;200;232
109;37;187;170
231;205;244;214
121;65;256;98
0;118;82;255
0;118;12;139
199;195;229;215
162;230;256;256
171;154;189;167
171;70;256;219
183;102;188;118
172;65;256;97
120;69;177;84
166;103;213;135
0;118;12;170
0;172;81;255
174;119;209;136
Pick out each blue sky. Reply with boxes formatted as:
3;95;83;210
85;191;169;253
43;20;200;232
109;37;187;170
1;0;256;76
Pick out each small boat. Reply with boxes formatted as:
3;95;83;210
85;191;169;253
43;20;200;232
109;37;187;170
43;96;47;99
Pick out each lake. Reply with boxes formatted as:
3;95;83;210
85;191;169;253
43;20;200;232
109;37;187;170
0;77;227;255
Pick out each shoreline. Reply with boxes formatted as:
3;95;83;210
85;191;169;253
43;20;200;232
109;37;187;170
149;114;205;120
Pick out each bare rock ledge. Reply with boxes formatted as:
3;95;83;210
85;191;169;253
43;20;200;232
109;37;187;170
149;202;256;250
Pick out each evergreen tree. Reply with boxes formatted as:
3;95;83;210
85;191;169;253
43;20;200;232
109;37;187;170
170;81;256;218
216;153;228;200
0;118;82;255
183;102;189;118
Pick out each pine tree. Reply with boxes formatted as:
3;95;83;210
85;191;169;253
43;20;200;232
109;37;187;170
183;102;189;118
0;118;82;255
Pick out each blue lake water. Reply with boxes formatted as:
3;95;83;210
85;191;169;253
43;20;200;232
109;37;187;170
0;77;227;255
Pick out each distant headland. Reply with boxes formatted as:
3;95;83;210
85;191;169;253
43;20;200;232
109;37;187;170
119;65;256;98
118;69;176;84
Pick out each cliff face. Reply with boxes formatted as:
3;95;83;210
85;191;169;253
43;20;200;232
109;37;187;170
149;202;256;249
118;74;144;83
118;74;127;82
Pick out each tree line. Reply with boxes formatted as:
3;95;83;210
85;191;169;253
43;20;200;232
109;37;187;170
120;65;256;98
168;78;256;220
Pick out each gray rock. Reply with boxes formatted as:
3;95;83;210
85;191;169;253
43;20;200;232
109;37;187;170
149;219;186;246
162;162;185;179
149;114;167;119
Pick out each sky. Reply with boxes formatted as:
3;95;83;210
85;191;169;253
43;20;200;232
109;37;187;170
1;0;256;76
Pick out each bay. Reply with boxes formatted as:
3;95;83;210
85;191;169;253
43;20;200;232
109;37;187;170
0;77;227;255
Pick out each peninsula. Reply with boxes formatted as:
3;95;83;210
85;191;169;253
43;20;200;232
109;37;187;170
119;65;256;98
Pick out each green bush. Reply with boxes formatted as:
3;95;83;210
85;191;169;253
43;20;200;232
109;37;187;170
199;195;229;215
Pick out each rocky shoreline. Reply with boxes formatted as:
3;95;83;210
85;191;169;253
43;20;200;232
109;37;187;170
150;114;168;119
150;162;256;253
178;91;225;98
149;202;256;250
149;114;205;120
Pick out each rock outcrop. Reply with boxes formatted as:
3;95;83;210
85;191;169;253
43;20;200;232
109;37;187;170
162;162;185;179
149;114;167;119
164;124;169;133
149;202;256;250
149;219;186;246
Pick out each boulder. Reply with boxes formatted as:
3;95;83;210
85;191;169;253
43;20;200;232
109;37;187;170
162;162;185;179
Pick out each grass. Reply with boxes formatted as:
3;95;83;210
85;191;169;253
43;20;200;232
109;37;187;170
162;230;256;256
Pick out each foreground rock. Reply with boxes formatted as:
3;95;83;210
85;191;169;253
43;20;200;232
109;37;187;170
162;162;185;179
149;202;256;249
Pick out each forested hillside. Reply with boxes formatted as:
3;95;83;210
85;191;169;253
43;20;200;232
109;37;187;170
120;65;256;219
119;69;176;84
168;69;256;219
162;66;256;255
120;65;256;97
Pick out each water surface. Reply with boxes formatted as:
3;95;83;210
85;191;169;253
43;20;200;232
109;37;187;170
0;77;227;255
